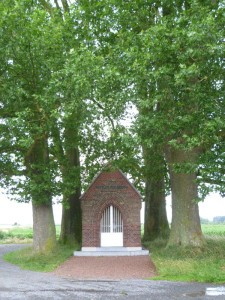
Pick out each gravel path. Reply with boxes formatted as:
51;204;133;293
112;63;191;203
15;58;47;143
53;255;157;280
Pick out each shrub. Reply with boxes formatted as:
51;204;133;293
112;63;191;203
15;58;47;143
0;231;5;240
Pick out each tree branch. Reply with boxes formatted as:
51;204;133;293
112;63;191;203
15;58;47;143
38;0;53;15
200;178;225;186
54;0;61;10
53;0;64;19
0;109;16;118
91;98;115;131
50;120;66;171
61;0;70;14
0;145;26;153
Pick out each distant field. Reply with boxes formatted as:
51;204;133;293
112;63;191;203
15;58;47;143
141;223;225;237
201;224;225;236
0;225;61;243
1;224;224;243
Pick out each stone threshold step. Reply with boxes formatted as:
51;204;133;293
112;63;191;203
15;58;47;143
74;247;149;257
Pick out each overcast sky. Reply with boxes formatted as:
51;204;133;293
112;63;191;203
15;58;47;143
0;191;62;226
0;191;225;227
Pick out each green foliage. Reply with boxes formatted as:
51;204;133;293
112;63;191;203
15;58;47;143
145;224;225;283
1;0;225;250
0;0;141;203
113;0;225;196
4;243;76;272
0;0;64;202
0;231;9;240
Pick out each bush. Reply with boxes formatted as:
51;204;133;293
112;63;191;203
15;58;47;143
0;231;5;240
0;227;32;243
0;230;13;240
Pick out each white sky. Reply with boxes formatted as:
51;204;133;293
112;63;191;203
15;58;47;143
166;193;225;223
0;191;62;226
0;191;224;226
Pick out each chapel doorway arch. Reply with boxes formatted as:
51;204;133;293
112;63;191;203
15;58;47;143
100;205;123;247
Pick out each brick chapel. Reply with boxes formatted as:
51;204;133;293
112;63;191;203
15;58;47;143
80;167;142;251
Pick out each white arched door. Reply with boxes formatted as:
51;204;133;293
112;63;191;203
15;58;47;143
100;205;123;247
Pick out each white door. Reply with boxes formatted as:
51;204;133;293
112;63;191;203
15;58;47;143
100;205;123;247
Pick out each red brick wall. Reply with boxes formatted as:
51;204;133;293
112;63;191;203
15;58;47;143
81;169;142;247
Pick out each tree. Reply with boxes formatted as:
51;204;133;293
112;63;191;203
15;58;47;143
136;1;225;247
0;0;65;252
105;0;171;241
95;0;225;246
42;2;84;246
40;0;129;246
2;0;224;252
0;0;136;250
142;145;170;241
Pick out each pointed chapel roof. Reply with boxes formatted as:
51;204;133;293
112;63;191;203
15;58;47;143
80;167;142;200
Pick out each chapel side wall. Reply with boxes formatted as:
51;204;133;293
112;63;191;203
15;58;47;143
122;186;142;247
81;169;142;248
81;199;97;247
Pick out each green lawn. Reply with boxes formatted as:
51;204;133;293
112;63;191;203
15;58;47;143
4;243;76;272
145;224;225;283
1;225;76;272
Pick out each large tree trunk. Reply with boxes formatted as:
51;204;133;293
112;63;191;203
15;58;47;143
32;203;56;253
59;128;82;246
143;175;170;241
142;146;170;241
60;188;82;246
25;135;56;253
165;146;205;247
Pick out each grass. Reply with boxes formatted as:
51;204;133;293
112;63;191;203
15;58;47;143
144;224;225;283
1;225;77;272
4;243;76;272
1;225;74;272
2;224;225;282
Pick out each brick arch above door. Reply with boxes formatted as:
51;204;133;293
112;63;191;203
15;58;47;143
93;193;128;247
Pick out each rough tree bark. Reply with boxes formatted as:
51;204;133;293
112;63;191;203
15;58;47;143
60;147;82;246
25;135;56;253
142;146;170;241
60;188;82;245
165;146;205;247
58;112;82;245
32;202;56;253
51;116;82;246
143;175;170;241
